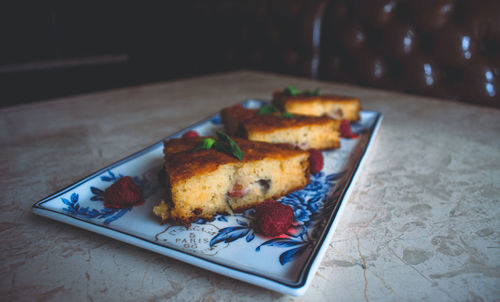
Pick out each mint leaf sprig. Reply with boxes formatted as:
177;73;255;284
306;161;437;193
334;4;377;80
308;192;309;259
258;104;280;115
284;85;300;96
191;138;215;152
213;131;244;161
189;131;244;161
281;112;295;118
258;105;295;119
284;85;321;97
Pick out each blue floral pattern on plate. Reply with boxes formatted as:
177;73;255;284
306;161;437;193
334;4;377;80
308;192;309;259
62;170;153;224
204;171;344;265
32;99;382;296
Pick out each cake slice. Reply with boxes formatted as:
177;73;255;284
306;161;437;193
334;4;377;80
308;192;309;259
153;136;310;225
221;106;340;150
272;90;361;121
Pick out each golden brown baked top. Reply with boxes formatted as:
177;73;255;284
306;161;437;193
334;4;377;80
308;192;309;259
272;91;359;105
220;106;257;122
221;106;337;133
164;137;307;185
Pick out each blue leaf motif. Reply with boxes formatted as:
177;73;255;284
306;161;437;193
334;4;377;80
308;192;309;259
236;219;248;226
351;122;363;133
236;208;256;220
326;171;345;182
61;197;73;207
104;208;132;224
255;238;304;251
305;180;323;191
279;245;309;265
294;205;312;223
209;226;250;246
211;116;221;125
246;231;255;242
307;195;323;212
101;171;123;182
281;192;305;205
90;187;104;195
59;173;142;224
89;208;100;218
217;215;228;222
281;197;311;223
317;171;325;177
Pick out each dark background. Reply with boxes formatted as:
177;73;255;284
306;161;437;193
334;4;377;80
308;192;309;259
1;0;499;108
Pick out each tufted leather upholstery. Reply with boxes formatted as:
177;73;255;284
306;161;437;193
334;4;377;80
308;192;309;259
3;0;498;108
320;0;500;107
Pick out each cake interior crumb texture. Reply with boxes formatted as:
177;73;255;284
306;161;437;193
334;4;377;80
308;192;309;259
153;138;310;225
246;123;339;150
272;91;361;121
221;107;340;150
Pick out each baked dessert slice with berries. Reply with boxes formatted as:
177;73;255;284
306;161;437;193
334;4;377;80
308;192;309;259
220;105;340;150
153;133;310;226
272;86;361;121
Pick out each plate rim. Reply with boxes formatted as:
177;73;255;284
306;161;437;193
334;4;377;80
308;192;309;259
32;99;383;295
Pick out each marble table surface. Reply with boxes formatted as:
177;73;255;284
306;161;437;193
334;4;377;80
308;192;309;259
1;71;499;301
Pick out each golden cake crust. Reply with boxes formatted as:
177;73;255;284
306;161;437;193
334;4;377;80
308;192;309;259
220;106;337;133
272;91;358;104
164;137;307;185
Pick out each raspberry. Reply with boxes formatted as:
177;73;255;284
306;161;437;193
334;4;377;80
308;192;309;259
308;149;324;174
255;200;294;237
104;176;144;208
340;119;358;139
182;130;199;138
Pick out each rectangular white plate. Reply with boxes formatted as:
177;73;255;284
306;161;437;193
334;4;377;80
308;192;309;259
32;99;383;296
